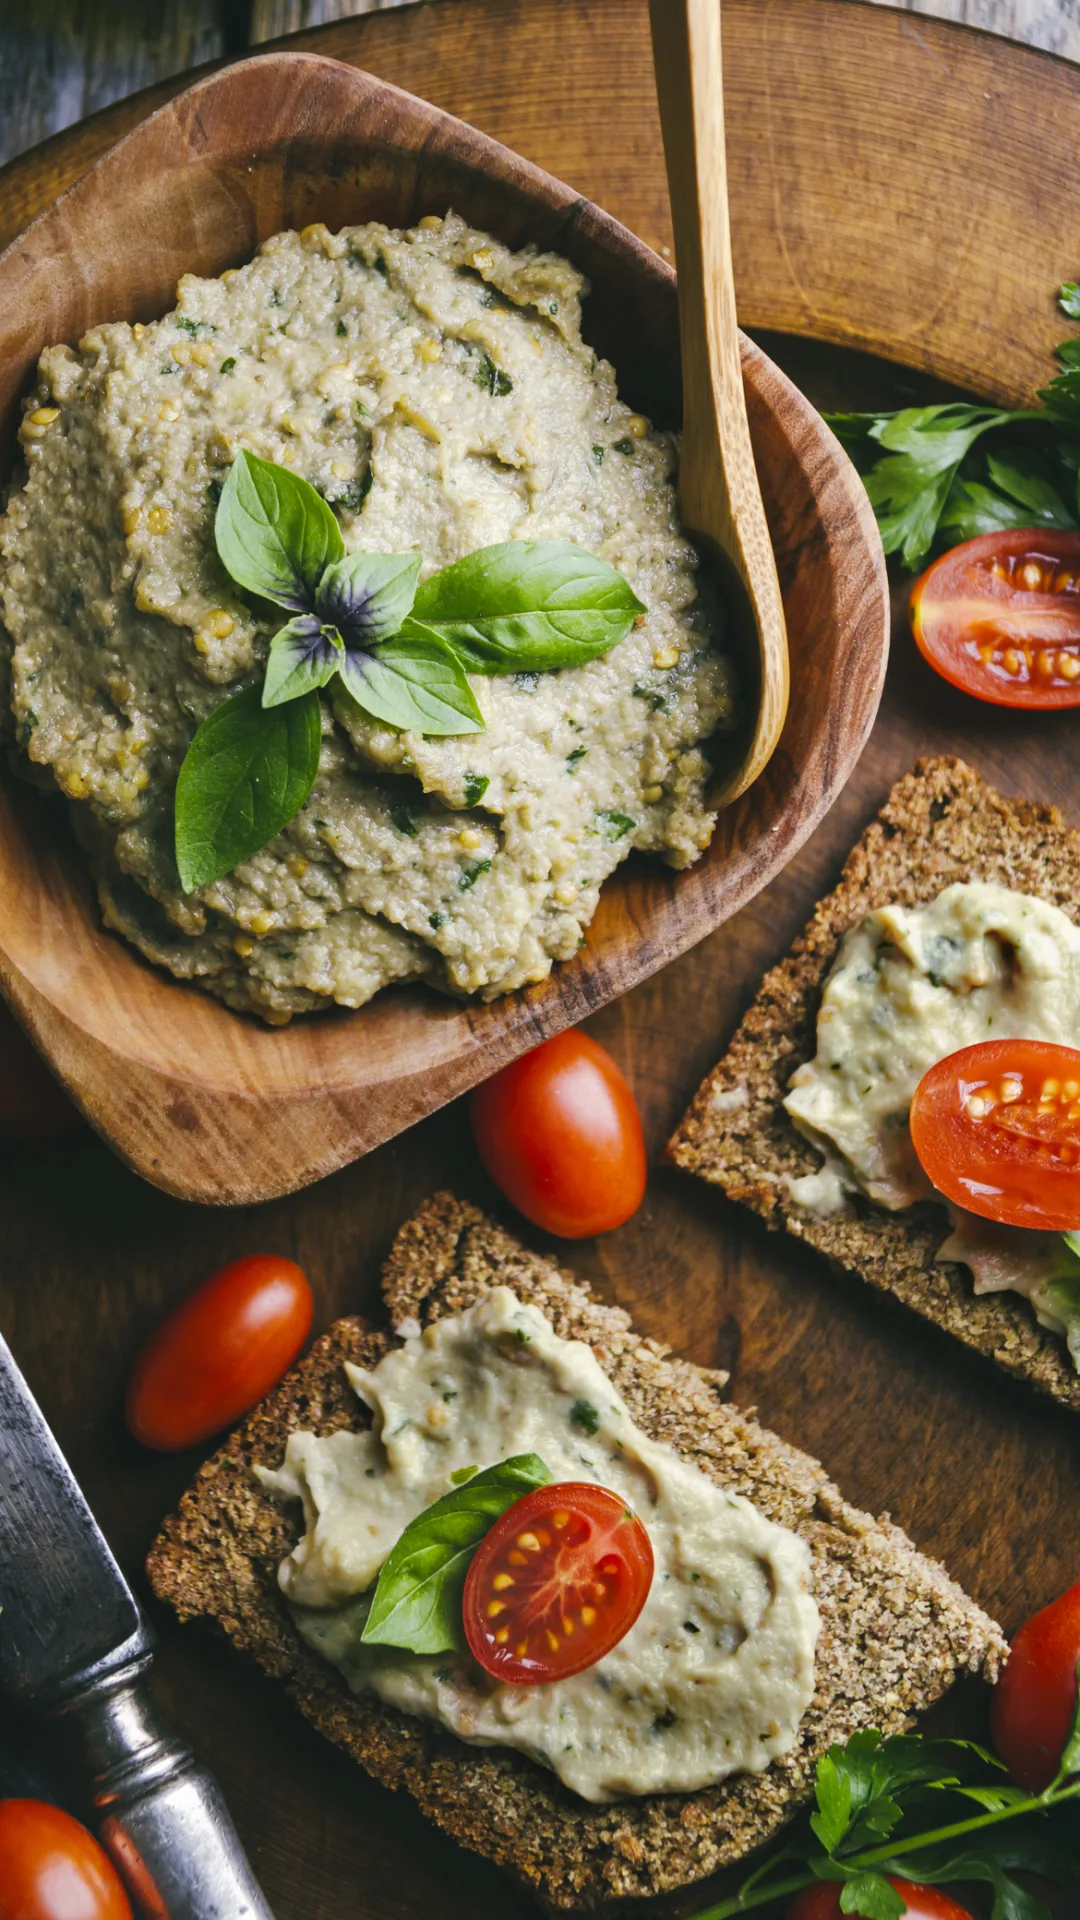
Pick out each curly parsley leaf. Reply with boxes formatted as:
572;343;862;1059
687;1720;1080;1920
825;279;1080;567
838;1871;905;1920
360;1454;552;1655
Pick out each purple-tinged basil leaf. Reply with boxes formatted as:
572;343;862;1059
262;615;342;709
338;627;483;735
174;685;322;892
215;450;343;612
317;550;421;646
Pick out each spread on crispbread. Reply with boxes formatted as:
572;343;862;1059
670;755;1080;1415
147;1190;1004;1909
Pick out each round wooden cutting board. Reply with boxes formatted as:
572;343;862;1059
1;4;1078;1917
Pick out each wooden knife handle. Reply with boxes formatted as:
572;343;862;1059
44;1635;274;1920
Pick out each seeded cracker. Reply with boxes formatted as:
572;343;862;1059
147;1191;1003;1909
670;756;1080;1416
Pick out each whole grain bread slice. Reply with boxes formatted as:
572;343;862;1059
669;755;1080;1417
147;1191;1004;1909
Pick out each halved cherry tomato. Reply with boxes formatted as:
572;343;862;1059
462;1482;654;1684
470;1029;646;1238
126;1254;313;1450
0;1006;79;1141
910;528;1080;707
787;1882;972;1920
0;1799;132;1920
910;1038;1080;1231
991;1579;1080;1791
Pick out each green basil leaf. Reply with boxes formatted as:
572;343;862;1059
174;684;321;891
262;616;341;709
339;628;483;735
361;1453;553;1655
316;550;421;646
215;449;343;611
412;540;643;672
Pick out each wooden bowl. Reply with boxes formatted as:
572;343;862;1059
0;51;888;1205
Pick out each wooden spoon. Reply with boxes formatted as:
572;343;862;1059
649;0;790;805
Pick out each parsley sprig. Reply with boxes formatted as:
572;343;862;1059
689;1670;1080;1920
826;282;1080;569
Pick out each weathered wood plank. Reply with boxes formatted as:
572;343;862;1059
249;0;419;44
871;0;1080;61
0;0;240;168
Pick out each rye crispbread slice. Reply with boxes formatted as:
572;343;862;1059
147;1191;1004;1909
669;756;1080;1416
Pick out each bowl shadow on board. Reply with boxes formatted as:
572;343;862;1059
0;50;889;1206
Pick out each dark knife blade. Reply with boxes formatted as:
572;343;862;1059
0;1333;139;1704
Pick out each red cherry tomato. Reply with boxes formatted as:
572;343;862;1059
463;1482;654;1684
991;1579;1080;1791
910;1038;1080;1231
787;1883;971;1920
470;1030;646;1238
910;529;1080;707
126;1254;313;1450
0;1006;79;1141
0;1799;132;1920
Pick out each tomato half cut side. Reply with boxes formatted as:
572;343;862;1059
910;1038;1080;1231
910;528;1080;708
463;1482;654;1684
991;1579;1080;1791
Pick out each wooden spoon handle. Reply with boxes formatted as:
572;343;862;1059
649;0;789;799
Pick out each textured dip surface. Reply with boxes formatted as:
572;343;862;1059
0;215;734;1022
261;1285;819;1803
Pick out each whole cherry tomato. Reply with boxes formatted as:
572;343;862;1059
910;1039;1080;1232
463;1482;654;1684
470;1029;646;1238
0;1799;132;1920
787;1881;972;1920
126;1254;313;1450
0;1006;79;1141
991;1579;1080;1790
910;528;1080;707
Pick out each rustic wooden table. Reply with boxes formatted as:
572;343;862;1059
4;0;1080;169
2;3;1080;1918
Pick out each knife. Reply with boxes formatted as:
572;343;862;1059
0;1331;275;1919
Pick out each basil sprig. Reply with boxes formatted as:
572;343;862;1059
173;451;643;891
361;1453;552;1656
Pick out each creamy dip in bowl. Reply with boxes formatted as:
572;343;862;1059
0;51;887;1199
0;214;735;1024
